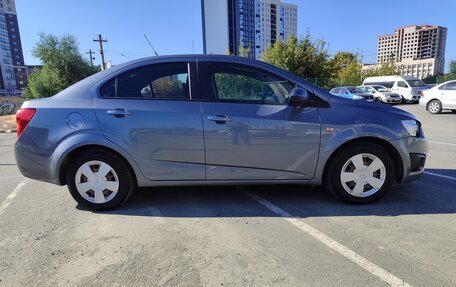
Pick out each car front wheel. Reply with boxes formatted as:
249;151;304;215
427;100;442;114
325;143;395;203
66;149;135;211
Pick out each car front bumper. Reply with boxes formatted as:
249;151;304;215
391;135;429;183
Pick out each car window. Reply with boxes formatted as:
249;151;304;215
209;64;295;104
406;79;426;87
331;88;339;93
440;82;456;90
397;81;408;88
100;63;190;99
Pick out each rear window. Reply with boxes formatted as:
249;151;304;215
406;79;426;87
364;81;395;89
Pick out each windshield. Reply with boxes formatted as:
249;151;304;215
372;85;390;92
406;80;426;87
347;87;364;93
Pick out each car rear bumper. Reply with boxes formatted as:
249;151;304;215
15;135;60;185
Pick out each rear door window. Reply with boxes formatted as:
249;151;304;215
99;63;190;99
440;82;456;90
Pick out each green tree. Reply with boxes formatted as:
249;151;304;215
25;33;99;99
261;34;331;87
239;45;251;57
329;51;362;86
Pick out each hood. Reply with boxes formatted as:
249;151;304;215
353;98;417;119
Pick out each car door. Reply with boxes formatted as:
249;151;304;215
394;80;410;99
92;61;205;181
198;61;321;180
439;82;456;108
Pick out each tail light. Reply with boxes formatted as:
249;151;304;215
418;91;424;97
16;108;36;137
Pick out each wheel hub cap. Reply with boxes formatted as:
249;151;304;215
340;153;386;197
75;160;119;204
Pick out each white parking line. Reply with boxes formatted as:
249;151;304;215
244;190;412;287
424;171;456;181
428;141;456;146
0;179;29;217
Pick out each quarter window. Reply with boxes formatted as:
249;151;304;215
209;64;294;104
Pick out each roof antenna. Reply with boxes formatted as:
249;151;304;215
144;34;159;56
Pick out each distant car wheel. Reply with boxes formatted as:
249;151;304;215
66;149;136;211
427;100;442;114
325;143;395;204
451;110;456;114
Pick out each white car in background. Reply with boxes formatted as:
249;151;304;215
419;80;456;114
358;85;402;104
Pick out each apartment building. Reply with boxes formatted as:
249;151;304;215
202;0;297;59
0;0;24;95
376;24;447;79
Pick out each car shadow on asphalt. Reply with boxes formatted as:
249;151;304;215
91;168;456;218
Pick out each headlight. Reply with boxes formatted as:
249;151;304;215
401;120;419;137
352;95;363;100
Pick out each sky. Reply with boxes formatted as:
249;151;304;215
16;0;456;71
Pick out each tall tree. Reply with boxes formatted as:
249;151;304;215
25;33;99;99
261;34;331;86
330;51;362;86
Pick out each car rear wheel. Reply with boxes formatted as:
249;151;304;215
66;149;135;211
427;100;442;114
325;143;395;203
451;110;456;114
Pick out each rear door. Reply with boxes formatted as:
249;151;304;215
440;82;456;108
92;61;205;181
198;61;321;180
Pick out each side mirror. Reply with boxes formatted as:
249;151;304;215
289;87;311;106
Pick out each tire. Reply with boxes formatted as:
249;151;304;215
427;100;442;114
451;110;456;114
325;143;395;204
66;149;136;211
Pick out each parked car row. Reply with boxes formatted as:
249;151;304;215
330;75;428;104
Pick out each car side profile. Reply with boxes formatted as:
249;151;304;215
15;55;429;210
419;80;456;114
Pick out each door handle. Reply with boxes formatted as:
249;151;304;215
208;115;232;124
107;109;131;117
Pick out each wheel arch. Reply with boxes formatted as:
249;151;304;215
322;137;404;184
58;144;139;186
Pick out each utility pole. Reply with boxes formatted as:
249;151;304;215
85;49;95;67
93;34;108;70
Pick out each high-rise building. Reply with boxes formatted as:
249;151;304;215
0;0;24;95
202;0;297;59
376;25;447;79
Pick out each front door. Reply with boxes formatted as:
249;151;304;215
92;62;205;181
199;62;321;180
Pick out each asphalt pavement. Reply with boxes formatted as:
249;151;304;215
0;104;455;286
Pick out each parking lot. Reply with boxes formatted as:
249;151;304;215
0;104;455;286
